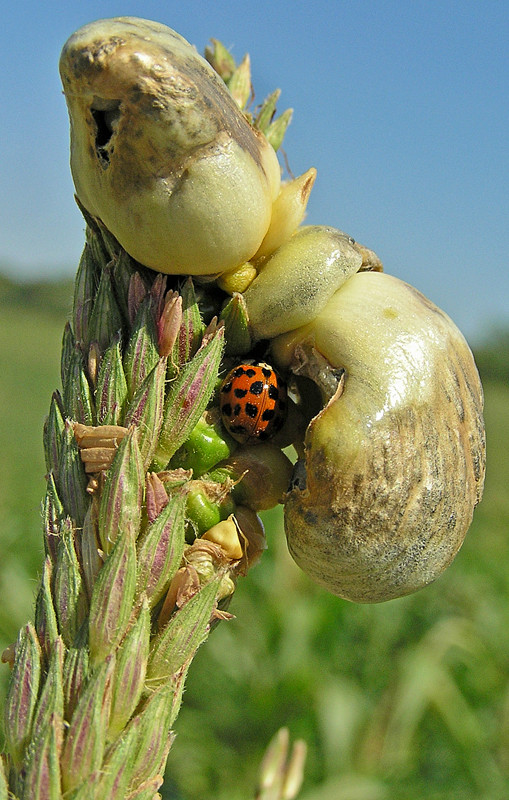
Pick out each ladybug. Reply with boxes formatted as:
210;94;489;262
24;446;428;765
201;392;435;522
219;362;287;444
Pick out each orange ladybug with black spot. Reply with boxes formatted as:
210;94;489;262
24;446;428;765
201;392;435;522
219;362;287;444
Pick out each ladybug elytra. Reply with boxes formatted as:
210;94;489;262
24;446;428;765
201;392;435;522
219;362;287;445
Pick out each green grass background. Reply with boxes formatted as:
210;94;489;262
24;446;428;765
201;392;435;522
1;274;508;799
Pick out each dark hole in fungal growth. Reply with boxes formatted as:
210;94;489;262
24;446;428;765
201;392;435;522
290;460;307;492
91;99;121;166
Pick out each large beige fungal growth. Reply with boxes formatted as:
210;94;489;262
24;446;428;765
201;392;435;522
59;17;281;275
272;271;486;602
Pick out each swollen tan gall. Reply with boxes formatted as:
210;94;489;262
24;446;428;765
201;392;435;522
59;17;281;275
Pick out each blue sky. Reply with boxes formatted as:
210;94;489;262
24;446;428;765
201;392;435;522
1;1;507;344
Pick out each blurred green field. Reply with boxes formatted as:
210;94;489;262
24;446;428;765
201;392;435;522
1;276;508;800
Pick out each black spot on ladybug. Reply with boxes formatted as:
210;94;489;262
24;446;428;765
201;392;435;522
230;424;248;436
234;387;248;398
249;381;264;395
262;408;275;422
233;403;242;416
268;385;279;400
245;403;259;418
222;402;232;416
